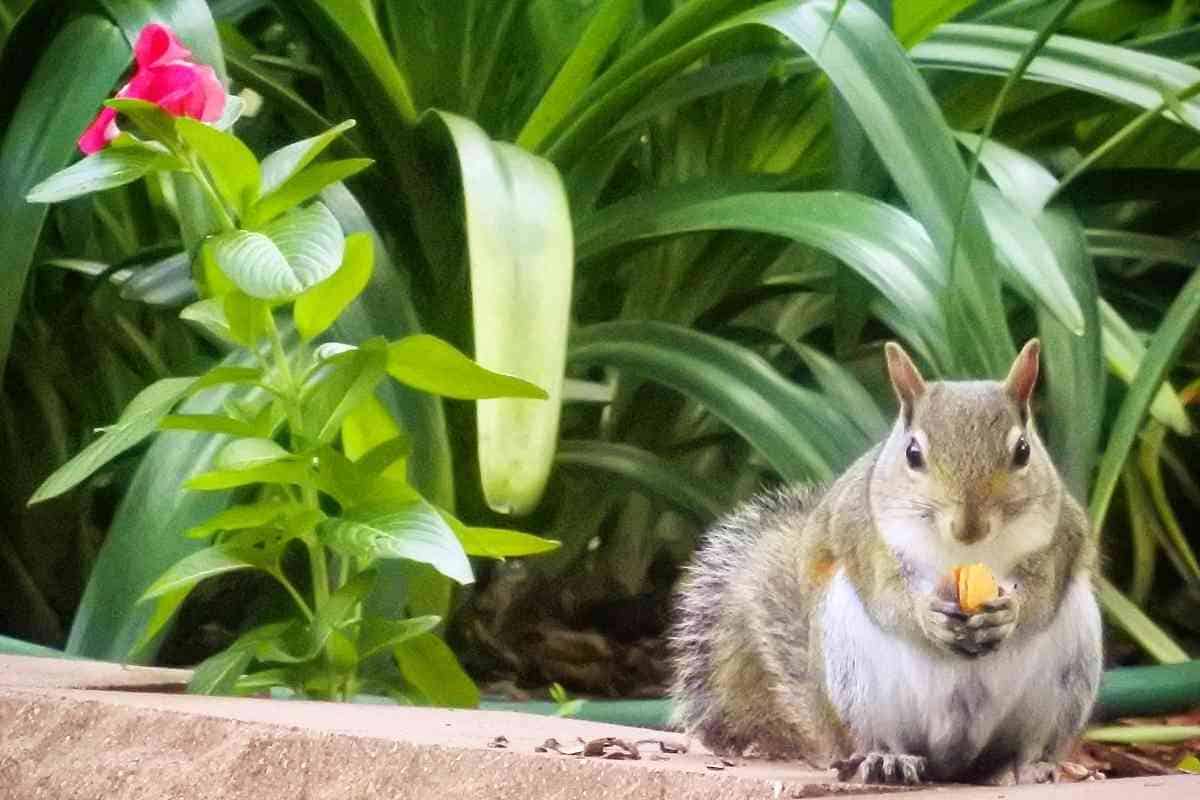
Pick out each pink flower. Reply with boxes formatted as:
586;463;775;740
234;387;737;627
78;23;225;154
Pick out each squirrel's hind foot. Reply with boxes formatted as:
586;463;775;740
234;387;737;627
834;752;927;785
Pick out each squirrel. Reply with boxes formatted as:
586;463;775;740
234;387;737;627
669;339;1102;785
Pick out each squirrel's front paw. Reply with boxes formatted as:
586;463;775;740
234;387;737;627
924;594;1018;657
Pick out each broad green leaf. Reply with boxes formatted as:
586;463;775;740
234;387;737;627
394;632;479;708
354;436;412;477
790;343;889;441
261;201;345;293
188;646;253;695
386;334;548;400
211;230;293;300
0;12;123;370
576;190;951;370
554;440;732;523
428;110;572;515
914;24;1200;131
28;376;196;504
570;322;867;481
294;232;374;340
186;460;311;491
1091;265;1200;544
248;157;373;227
224;291;271;346
177;116;261;216
186;501;299;540
358;616;441;660
258;119;356;196
140;543;262;600
215;437;292;470
316;445;420;510
341;394;409;482
973;181;1085;335
1100;301;1192;436
159;413;261;438
303;337;388;442
954;132;1057;216
26;146;177;203
318;500;473;585
180;298;235;343
455;527;561;559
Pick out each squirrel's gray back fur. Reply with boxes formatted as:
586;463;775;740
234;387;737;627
669;483;835;758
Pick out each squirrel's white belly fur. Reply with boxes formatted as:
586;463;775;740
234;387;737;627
821;570;1102;771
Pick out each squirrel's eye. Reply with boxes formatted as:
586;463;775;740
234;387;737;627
1013;435;1031;468
905;438;925;470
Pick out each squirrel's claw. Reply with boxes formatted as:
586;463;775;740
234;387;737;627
834;752;927;785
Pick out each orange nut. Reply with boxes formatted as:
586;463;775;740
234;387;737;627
951;563;998;613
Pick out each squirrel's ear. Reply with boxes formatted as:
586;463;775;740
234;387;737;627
1004;338;1040;415
884;341;927;424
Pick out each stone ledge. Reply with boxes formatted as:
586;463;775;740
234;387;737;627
0;656;1195;799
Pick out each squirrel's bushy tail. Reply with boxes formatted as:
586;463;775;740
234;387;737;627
668;485;821;750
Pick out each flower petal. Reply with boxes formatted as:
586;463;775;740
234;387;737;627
134;23;191;70
78;107;120;154
194;65;226;121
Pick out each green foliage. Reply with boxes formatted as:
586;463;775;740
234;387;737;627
24;91;556;701
6;0;1200;717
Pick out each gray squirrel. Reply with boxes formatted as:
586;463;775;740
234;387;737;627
669;340;1102;785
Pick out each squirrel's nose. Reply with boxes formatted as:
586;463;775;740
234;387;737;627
951;508;988;544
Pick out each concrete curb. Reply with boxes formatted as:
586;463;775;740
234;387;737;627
0;655;1195;799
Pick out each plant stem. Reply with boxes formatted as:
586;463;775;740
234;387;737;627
186;153;238;232
276;571;314;621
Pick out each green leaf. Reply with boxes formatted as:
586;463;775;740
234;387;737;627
571;322;868;481
294;231;374;340
316;445;420;510
554;440;732;523
105;98;180;146
25;146;177;203
972;182;1086;335
248;157;373;227
191;366;265;393
180;298;235;343
358;615;441;660
215;438;292;470
576;189;951;370
28;376;196;504
177;116;261;217
303;337;389;443
261;201;345;292
258;119;356;197
318;500;474;585
186;500;299;540
454;527;561;559
427;110;572;515
1100;301;1192;436
185;460;311;491
516;0;639;152
129;586;190;658
159;413;262;438
0;13;129;370
394;632;479;708
188;646;253;695
1096;577;1189;664
223;291;271;347
140;543;263;600
1090;264;1200;535
211;230;293;300
914;24;1200;131
386;334;548;400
